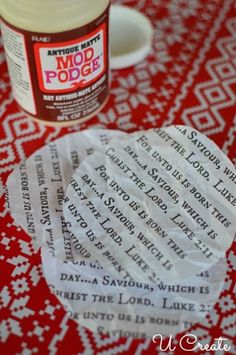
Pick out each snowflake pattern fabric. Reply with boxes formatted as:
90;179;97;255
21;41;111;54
0;0;236;354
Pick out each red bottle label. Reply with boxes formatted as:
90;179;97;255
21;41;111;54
1;6;110;125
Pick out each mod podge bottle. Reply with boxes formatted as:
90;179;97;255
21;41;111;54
0;0;110;126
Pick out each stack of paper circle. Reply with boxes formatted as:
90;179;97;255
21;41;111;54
6;126;235;338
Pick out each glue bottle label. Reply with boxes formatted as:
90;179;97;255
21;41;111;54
1;6;109;124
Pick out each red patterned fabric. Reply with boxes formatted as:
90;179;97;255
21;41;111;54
0;0;235;354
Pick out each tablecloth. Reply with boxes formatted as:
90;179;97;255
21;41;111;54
0;0;235;354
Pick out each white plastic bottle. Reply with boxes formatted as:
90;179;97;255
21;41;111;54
1;0;110;126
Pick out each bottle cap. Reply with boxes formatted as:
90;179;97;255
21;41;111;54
110;5;153;70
